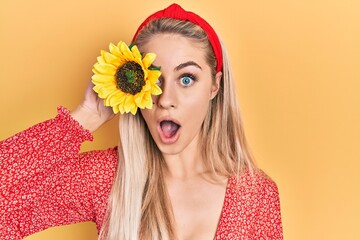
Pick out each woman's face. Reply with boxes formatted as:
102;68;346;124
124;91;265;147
140;33;221;156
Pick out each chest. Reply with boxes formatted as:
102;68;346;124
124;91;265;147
167;179;228;240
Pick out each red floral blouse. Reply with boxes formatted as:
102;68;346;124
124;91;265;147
0;107;283;239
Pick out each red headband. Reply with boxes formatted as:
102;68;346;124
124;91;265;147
132;3;223;73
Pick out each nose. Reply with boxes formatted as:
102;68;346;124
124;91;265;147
156;79;177;109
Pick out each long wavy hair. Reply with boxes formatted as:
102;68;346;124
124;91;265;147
99;18;255;240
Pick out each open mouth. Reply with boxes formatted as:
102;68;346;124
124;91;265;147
160;120;181;138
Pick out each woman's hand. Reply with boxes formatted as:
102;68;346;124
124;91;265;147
70;81;115;132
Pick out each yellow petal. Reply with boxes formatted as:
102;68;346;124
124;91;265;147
93;85;101;93
142;68;148;80
118;42;134;61
134;91;145;106
151;84;162;95
131;45;142;60
116;41;124;49
118;104;125;114
143;81;151;91
109;92;126;106
93;62;117;75
124;95;136;113
135;91;153;109
144;100;153;109
93;83;115;93
142;92;153;109
92;74;115;83
142;53;156;69
97;56;106;64
147;70;161;84
109;43;122;57
112;105;119;114
105;90;121;106
101;50;121;65
98;85;118;98
130;105;138;115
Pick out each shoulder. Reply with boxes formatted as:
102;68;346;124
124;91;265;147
221;169;283;238
224;168;281;214
229;168;279;197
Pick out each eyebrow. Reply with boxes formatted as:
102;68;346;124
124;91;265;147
174;61;202;71
149;61;202;72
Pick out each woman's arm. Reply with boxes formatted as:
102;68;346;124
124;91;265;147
0;107;91;238
0;107;118;239
0;82;116;239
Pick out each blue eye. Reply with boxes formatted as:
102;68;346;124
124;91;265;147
180;75;195;87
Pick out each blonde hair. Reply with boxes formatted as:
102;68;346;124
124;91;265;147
100;18;255;240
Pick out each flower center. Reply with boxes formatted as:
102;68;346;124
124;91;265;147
115;61;145;95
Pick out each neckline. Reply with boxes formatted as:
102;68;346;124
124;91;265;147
214;176;234;238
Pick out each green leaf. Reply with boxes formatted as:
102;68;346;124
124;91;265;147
148;66;161;71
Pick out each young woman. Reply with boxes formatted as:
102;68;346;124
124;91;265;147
0;3;283;240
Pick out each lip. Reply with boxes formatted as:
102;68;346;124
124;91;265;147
157;116;181;144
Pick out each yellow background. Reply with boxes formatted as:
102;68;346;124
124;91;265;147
1;0;359;239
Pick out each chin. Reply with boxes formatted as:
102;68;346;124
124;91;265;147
156;144;185;156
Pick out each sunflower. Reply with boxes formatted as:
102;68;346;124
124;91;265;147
91;41;162;115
